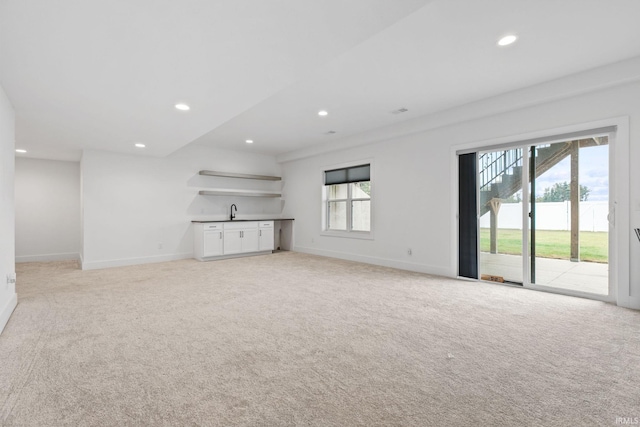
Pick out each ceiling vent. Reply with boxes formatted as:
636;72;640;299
391;108;409;115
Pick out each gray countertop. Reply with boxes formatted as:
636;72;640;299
192;218;294;223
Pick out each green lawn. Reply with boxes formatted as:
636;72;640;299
480;228;608;263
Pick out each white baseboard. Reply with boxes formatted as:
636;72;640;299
619;295;640;310
0;292;17;335
15;252;80;263
81;252;193;271
294;246;452;277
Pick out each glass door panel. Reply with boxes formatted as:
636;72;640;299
478;148;524;284
530;137;609;295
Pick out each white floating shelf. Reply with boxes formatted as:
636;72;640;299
198;190;282;198
199;170;281;181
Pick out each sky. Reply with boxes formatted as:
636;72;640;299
535;144;609;202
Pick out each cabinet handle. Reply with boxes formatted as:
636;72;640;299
219;232;222;239
259;230;262;237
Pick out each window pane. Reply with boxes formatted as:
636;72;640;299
327;184;348;200
328;201;347;230
351;200;370;231
351;181;371;199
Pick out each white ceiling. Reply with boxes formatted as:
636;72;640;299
3;0;640;162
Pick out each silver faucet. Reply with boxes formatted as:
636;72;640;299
230;204;237;220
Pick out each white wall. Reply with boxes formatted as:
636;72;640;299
0;85;17;334
81;144;282;270
15;158;80;262
282;128;453;276
281;78;640;309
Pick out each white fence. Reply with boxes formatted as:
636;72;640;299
480;201;609;232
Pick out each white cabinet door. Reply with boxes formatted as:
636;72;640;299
223;230;242;254
259;228;274;251
259;221;274;251
203;230;223;256
242;229;260;253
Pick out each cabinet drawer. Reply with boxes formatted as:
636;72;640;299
259;221;274;228
224;221;258;230
204;223;222;230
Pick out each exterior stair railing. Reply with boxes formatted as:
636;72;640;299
479;150;522;192
477;137;606;217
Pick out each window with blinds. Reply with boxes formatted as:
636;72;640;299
323;163;371;235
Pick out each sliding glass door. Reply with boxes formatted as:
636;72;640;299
461;129;612;299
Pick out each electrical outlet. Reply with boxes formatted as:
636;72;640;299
6;273;16;284
157;243;163;250
407;248;412;256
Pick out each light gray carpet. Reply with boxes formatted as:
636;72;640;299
1;252;639;426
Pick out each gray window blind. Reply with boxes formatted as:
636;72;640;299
324;164;370;185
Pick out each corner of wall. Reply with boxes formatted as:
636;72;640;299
0;84;17;335
79;150;85;269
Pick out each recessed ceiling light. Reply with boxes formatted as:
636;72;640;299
175;103;190;111
15;149;27;153
245;139;254;144
135;143;146;148
497;34;518;46
318;110;328;117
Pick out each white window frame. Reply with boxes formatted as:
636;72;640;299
321;159;374;240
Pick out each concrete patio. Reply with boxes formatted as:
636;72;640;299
480;252;608;295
